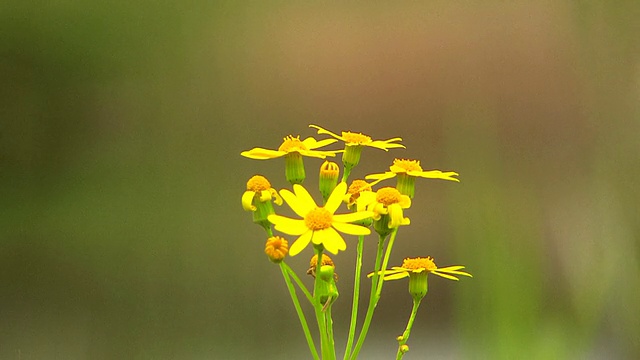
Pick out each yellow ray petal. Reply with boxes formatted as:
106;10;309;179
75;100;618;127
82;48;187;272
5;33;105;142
325;182;347;213
365;172;397;181
280;188;309;218
332;222;371;236
292;184;317;213
410;170;460;182
332;211;374;223
289;230;313;256
241;191;256;211
268;215;308;235
309;124;343;141
384;272;410;281
240;148;285;159
431;271;460;281
313;227;346;254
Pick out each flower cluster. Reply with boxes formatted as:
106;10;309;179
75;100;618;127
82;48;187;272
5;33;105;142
240;125;471;359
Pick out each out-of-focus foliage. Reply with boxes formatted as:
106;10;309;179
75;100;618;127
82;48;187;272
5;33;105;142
1;1;638;359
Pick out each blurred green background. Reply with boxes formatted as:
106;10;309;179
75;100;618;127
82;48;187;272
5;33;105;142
1;1;639;359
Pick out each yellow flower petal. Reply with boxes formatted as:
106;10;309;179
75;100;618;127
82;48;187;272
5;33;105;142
292;184;318;213
241;148;285;159
409;170;460;182
384;272;410;281
367;139;405;151
309;124;343;141
365;172;396;181
241;190;256;211
268;215;308;235
431;271;460;281
332;211;374;224
280;188;310;218
289;230;313;256
302;136;338;150
332;222;371;236
312;227;346;254
324;182;347;214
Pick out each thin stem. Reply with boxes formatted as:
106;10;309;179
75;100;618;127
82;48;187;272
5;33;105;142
313;247;332;359
396;298;422;360
349;232;389;360
279;263;319;360
374;228;398;300
281;262;314;304
343;235;365;359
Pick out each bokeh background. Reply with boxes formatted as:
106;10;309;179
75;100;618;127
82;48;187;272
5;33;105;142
2;1;639;359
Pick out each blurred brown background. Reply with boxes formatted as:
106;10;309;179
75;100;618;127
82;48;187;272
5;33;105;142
1;1;639;359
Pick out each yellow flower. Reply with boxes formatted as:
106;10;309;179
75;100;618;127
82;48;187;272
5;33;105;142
241;135;339;160
309;125;405;151
369;187;411;228
241;175;283;211
267;182;374;256
265;236;288;263
366;158;459;198
373;256;472;281
366;158;459;182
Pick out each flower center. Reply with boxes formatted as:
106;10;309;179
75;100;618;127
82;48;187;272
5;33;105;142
376;187;403;205
246;175;272;191
402;256;437;271
304;207;333;230
348;180;372;195
278;135;309;152
341;131;371;144
393;159;423;172
309;253;335;268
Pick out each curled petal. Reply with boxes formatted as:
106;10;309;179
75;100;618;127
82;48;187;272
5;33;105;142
241;191;256;211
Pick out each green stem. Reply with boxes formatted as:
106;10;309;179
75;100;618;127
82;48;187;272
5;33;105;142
349;231;392;360
313;247;334;359
281;262;314;304
374;228;398;300
279;263;319;360
343;235;365;359
341;165;353;183
396;298;422;360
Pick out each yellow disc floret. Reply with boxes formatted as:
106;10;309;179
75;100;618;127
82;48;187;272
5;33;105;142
265;236;289;263
341;131;372;145
393;159;423;172
347;179;372;195
376;187;403;206
278;135;308;152
401;256;437;272
246;175;272;191
309;253;335;268
304;207;333;230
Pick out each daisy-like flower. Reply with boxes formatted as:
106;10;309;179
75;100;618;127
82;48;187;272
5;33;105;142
366;158;459;198
364;187;411;236
242;175;283;231
241;175;283;211
267;182;374;256
242;135;340;184
241;135;338;160
309;124;405;169
377;256;472;281
370;256;472;300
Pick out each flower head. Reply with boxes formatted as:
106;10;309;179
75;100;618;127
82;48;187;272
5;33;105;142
366;159;460;198
267;182;374;256
374;256;472;281
265;236;288;263
242;175;282;231
368;187;411;235
319;161;340;201
241;135;339;160
309;125;405;151
307;253;335;278
242;175;283;211
370;256;471;300
309;125;405;169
